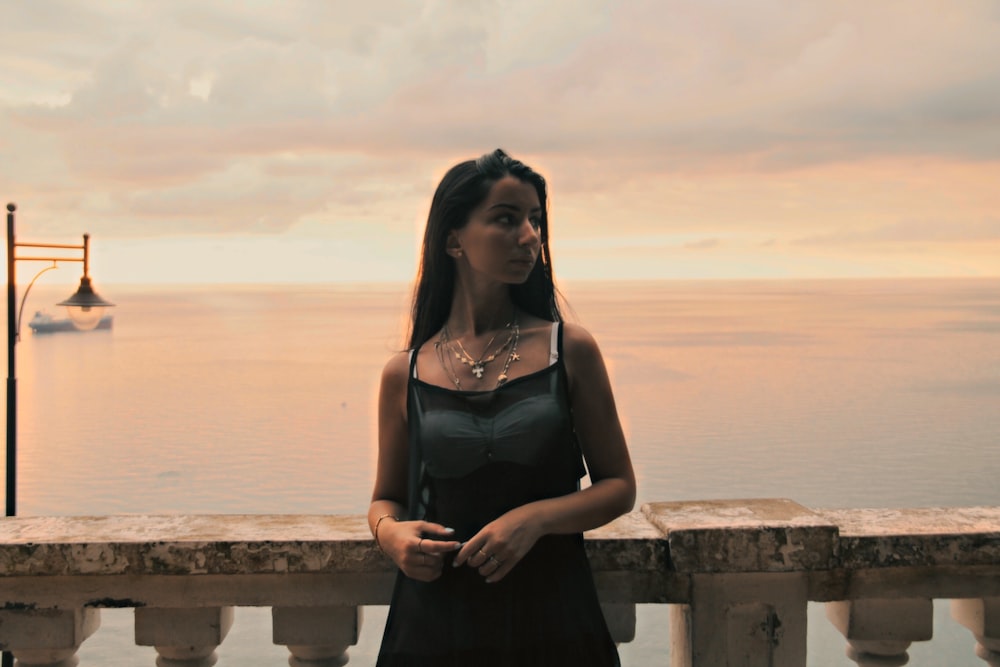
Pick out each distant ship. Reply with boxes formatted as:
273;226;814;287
27;311;113;334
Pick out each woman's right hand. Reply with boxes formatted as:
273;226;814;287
380;520;461;582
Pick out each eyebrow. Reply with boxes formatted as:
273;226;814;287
487;202;542;213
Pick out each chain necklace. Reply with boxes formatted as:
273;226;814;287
435;337;464;389
494;322;520;387
436;317;520;390
444;318;515;379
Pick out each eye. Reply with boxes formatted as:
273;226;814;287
495;214;515;226
529;217;542;230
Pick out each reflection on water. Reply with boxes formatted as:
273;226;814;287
4;278;999;665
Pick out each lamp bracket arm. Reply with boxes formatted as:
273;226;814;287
13;241;85;251
15;263;59;342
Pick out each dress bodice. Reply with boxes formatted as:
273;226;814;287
405;324;585;537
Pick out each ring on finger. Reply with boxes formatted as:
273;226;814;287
420;552;427;565
477;548;489;561
489;555;502;567
418;538;426;554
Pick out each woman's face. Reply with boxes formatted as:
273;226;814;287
448;176;542;285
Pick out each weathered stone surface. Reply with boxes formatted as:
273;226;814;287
643;499;838;573
818;507;1000;568
272;605;361;651
0;515;384;577
0;607;100;649
0;512;667;579
584;511;668;572
2;505;999;578
135;606;234;646
826;598;933;640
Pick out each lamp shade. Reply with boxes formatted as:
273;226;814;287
57;276;115;331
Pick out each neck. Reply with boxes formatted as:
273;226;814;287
446;284;516;337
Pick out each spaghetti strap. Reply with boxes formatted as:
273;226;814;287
409;349;418;379
550;322;560;365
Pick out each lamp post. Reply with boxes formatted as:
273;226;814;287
5;202;115;666
5;203;115;516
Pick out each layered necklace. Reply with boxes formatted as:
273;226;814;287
436;315;520;390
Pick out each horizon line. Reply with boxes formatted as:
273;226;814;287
72;274;1000;289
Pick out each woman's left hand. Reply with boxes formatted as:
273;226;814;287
453;507;542;583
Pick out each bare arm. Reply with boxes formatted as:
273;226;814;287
454;323;636;581
368;351;460;581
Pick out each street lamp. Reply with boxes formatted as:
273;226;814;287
5;202;115;517
5;202;115;667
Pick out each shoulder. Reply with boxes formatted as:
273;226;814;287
561;322;602;361
380;350;412;392
560;322;607;387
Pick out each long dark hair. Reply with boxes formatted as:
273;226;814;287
408;149;562;349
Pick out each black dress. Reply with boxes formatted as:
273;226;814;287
376;324;620;667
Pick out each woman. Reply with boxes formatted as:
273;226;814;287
369;149;636;666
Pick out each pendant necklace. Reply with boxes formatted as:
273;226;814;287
437;315;520;389
445;318;516;379
494;321;521;387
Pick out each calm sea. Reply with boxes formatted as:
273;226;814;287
5;278;999;665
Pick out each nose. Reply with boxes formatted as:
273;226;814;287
518;218;540;248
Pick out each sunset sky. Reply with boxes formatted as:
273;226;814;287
2;1;999;285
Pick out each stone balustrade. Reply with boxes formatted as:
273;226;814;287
1;498;999;666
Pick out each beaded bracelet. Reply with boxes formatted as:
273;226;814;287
373;513;399;552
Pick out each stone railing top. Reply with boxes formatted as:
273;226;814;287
642;498;838;573
0;514;373;544
645;498;832;530
0;514;380;577
817;506;1000;536
0;512;661;578
2;501;1000;579
817;506;1000;569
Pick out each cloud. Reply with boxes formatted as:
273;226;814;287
684;238;722;250
9;2;1000;159
794;218;1000;245
2;0;1000;283
560;233;735;251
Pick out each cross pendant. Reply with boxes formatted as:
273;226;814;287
472;364;485;378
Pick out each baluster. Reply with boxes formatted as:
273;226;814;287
952;598;1000;666
272;606;362;666
826;598;932;666
0;608;99;667
645;498;835;667
670;573;809;667
134;607;234;667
